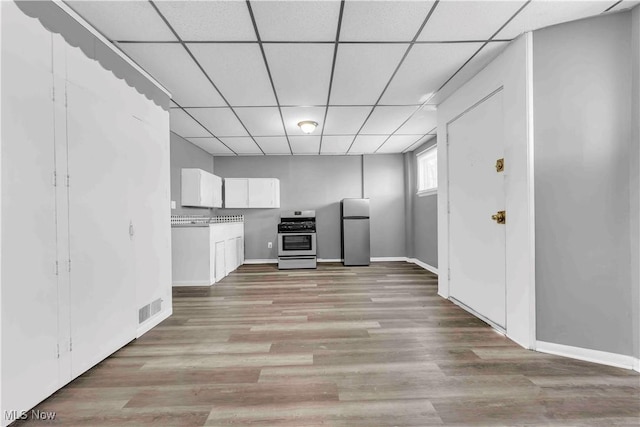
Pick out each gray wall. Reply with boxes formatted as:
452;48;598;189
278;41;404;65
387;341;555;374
533;11;635;356
632;5;640;360
363;155;407;258
170;133;216;216
213;155;405;260
404;138;438;267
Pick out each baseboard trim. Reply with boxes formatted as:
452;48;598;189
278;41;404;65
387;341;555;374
244;259;278;264
172;280;211;287
371;257;407;262
407;258;439;275
136;307;172;338
318;258;341;263
536;340;639;371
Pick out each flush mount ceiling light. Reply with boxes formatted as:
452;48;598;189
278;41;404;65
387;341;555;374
297;120;318;134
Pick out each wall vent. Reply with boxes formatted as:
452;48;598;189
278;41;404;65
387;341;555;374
138;304;150;324
139;298;163;324
150;298;162;316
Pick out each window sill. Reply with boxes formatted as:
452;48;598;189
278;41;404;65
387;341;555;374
417;188;437;197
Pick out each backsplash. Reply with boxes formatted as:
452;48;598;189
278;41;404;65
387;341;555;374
171;215;244;225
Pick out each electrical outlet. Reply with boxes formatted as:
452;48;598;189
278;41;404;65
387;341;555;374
171;200;176;209
267;242;273;249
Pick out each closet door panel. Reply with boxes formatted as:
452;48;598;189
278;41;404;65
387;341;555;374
65;83;136;378
0;0;59;412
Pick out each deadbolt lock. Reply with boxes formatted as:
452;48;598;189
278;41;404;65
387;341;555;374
495;158;504;172
491;210;506;224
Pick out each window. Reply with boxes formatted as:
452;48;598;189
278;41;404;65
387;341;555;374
417;145;437;196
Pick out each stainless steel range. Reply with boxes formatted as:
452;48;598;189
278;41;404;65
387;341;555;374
278;210;317;270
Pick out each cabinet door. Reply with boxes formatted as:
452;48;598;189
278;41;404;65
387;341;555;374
225;238;237;275
66;83;137;378
248;178;275;208
212;174;223;208
214;241;226;282
200;171;215;207
236;236;244;267
224;178;249;208
1;2;61;411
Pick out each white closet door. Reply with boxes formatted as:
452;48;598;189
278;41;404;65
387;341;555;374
1;0;60;413
125;109;171;335
65;83;137;378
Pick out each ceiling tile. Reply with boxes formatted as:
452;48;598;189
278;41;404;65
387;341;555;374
380;43;482;105
219;137;264;155
376;135;423;154
360;106;419;135
254;136;291;154
264;44;334;106
418;1;526;41
331;43;408;105
289;136;321;154
233;107;285;136
281;107;326;136
395;105;437;135
252;0;341;41
324;106;372;135
154;1;256;41
321;135;354;154
497;1;612;40
341;1;435;41
185;108;248;137
117;43;226;107
189;43;276;106
186;137;235;155
349;135;388;154
430;41;509;104
67;1;176;41
170;109;210;137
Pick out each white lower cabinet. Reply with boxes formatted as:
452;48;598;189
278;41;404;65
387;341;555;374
172;223;245;286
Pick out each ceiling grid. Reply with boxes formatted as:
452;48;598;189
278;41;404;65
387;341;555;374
63;0;637;155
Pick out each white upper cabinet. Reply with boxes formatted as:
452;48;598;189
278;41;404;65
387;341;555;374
224;178;280;208
224;178;249;208
181;168;222;208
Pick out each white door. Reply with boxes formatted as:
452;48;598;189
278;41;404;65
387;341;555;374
66;83;137;378
125;111;171;334
448;90;506;328
1;4;61;411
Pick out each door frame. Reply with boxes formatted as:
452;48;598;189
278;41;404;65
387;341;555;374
436;33;536;349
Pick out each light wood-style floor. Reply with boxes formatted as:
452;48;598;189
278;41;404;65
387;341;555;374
20;262;640;426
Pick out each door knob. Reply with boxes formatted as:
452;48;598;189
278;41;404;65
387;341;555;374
491;211;506;224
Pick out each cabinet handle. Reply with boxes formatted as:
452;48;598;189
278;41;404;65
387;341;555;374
129;222;135;239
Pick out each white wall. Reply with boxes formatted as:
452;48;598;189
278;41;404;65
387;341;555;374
1;1;172;423
437;34;535;349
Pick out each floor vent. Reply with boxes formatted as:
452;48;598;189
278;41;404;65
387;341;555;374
139;298;163;324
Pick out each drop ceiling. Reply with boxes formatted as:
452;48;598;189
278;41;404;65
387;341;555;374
65;0;638;156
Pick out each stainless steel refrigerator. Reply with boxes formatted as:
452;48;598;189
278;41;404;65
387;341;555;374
341;198;370;266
